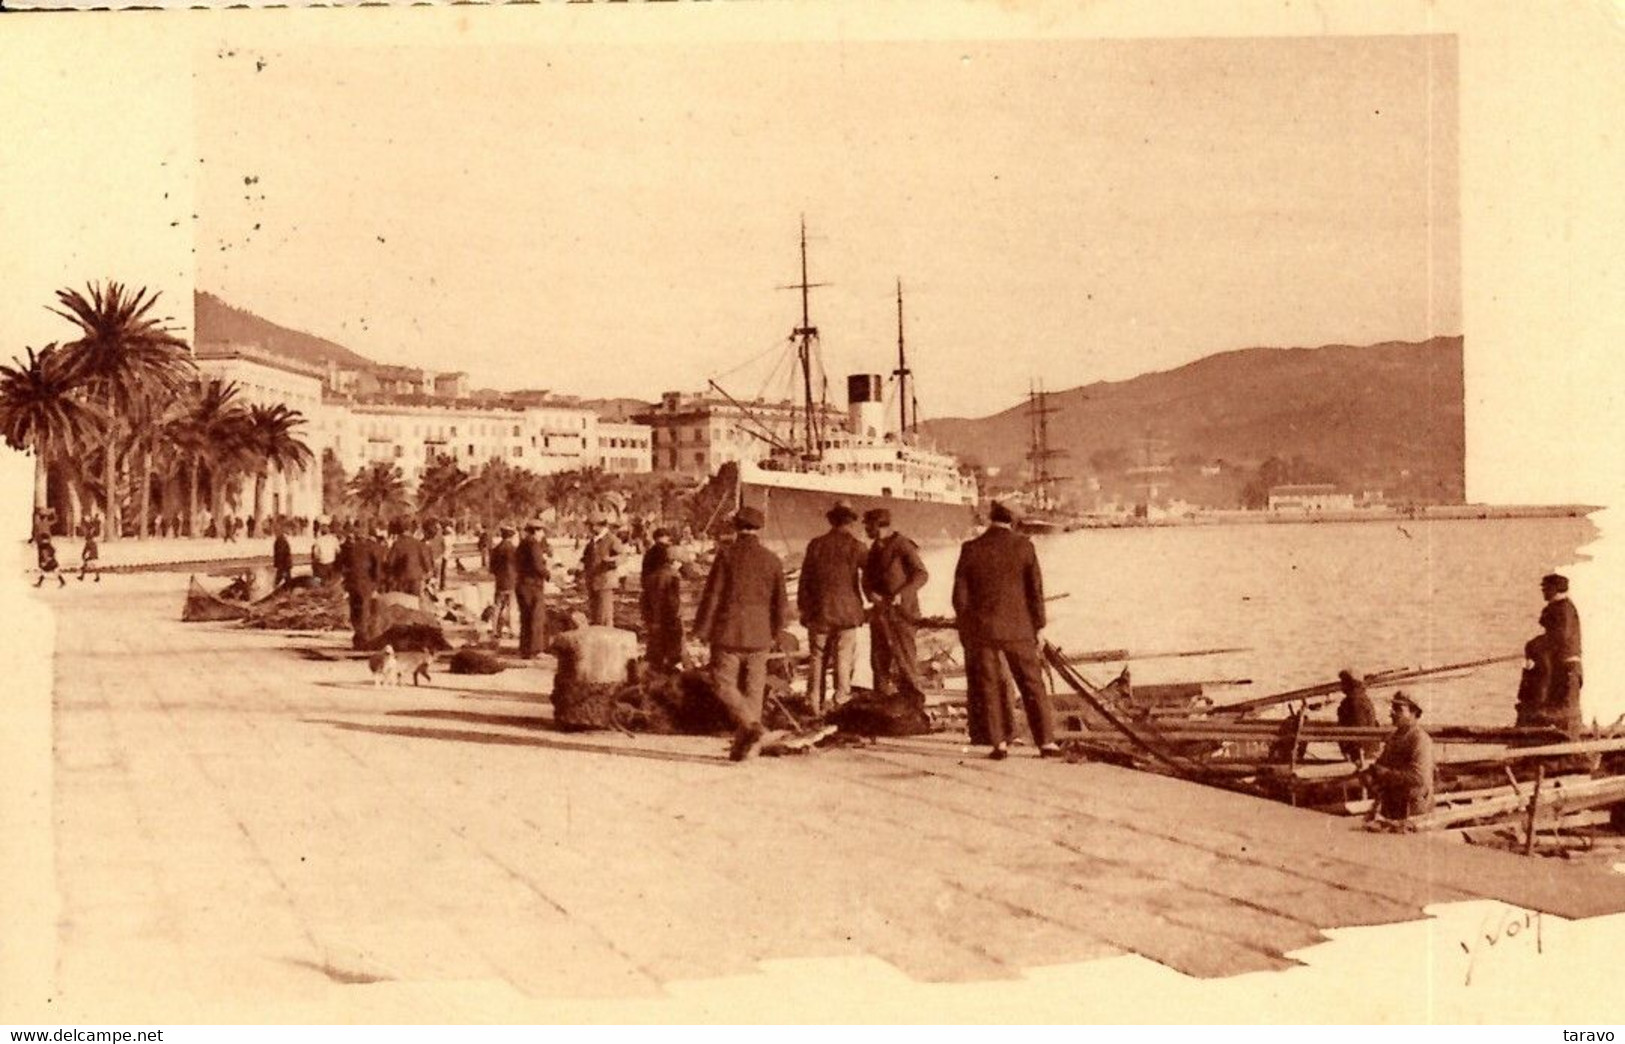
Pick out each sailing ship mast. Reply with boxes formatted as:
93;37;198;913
787;216;826;459
1025;379;1068;512
891;278;917;439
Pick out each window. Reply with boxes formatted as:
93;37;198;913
694;452;704;466
512;446;522;458
513;425;521;437
393;445;403;458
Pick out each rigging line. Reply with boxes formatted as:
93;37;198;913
705;335;796;385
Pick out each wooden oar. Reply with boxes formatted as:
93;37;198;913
1209;655;1522;718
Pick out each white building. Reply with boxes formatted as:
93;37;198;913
594;420;652;474
1267;483;1356;512
195;343;325;519
197;343;653;517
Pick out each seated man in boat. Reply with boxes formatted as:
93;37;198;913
1357;690;1435;830
1335;669;1381;764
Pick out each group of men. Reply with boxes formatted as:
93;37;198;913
693;499;1062;763
330;518;454;648
1333;570;1583;830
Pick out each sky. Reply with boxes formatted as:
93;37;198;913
191;33;1460;419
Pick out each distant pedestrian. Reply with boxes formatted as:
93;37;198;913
34;534;65;588
78;531;101;583
1334;668;1380;764
641;543;686;674
694;507;788;762
311;523;341;583
489;524;519;645
272;525;294;587
861;508;928;700
425;520;448;592
1359;691;1435;829
582;517;622;626
798;501;866;714
952;501;1060;760
515;521;551;658
476;525;492;569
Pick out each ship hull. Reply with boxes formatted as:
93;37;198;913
742;480;978;559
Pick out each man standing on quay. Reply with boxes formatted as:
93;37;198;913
583;516;622;627
694;507;788;762
798;501;866;714
341;521;386;650
488;523;519;645
951;501;1061;760
515;520;551;659
861;508;929;700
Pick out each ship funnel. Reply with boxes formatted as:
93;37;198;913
846;374;887;439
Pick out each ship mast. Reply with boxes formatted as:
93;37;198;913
892;278;914;438
789;216;826;458
1025;379;1068;512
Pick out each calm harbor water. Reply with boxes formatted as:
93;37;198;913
910;516;1597;727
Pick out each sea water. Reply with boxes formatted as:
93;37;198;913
907;515;1597;727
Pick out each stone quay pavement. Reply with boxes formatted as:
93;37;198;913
8;570;1625;1024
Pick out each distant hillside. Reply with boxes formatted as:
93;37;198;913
921;337;1464;506
194;291;377;371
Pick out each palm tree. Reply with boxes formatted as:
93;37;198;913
347;461;408;521
543;470;579;521
242;402;314;529
572;466;624;521
54;282;194;539
417;454;471;518
178;379;251;535
0;344;101;523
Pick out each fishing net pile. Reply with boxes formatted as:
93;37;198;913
242;581;351;631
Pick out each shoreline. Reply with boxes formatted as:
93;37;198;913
1055;502;1600;531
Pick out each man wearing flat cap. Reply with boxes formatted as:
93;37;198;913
515;521;551;658
488;524;519;644
1360;691;1435;828
582;516;622;627
798;501;867;714
953;500;1062;759
861;507;930;701
694;506;789;761
1520;573;1584;738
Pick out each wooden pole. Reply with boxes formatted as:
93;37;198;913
1524;764;1546;856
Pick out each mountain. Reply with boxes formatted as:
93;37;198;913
920;337;1465;507
194;291;378;371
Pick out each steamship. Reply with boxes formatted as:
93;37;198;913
703;223;980;554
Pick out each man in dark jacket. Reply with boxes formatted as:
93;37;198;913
861;508;929;700
1523;572;1583;738
487;524;519;644
799;501;867;714
342;522;386;649
272;525;294;588
951;501;1060;760
515;521;551;658
385;519;434;605
695;507;788;761
641;545;685;674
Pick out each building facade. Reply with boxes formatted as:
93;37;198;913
634;391;845;478
195;343;326;521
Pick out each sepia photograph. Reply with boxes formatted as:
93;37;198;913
2;0;1623;1027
